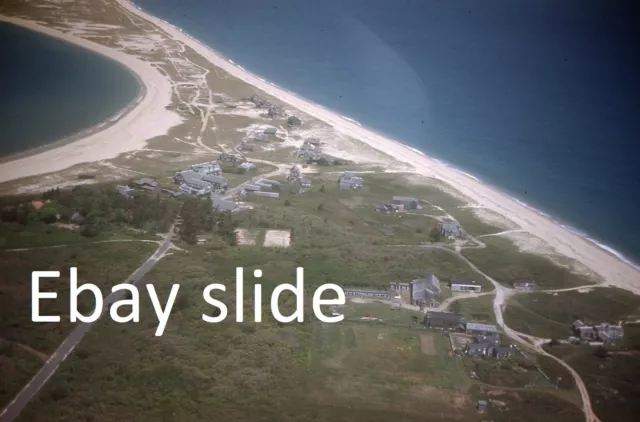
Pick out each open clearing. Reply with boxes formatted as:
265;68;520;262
234;228;258;245
420;333;437;355
263;229;291;247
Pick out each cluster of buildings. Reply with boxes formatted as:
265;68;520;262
174;161;229;196
286;165;312;187
571;320;624;345
338;172;364;189
249;94;285;118
296;139;323;161
424;313;515;358
240;175;309;200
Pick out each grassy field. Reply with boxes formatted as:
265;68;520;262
0;241;158;409
545;324;640;422
504;287;640;339
462;237;597;290
448;294;496;324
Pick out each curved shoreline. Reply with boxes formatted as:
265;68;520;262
119;0;640;292
0;14;181;184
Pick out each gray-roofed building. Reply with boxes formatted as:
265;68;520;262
493;345;515;358
252;191;280;199
299;178;312;187
201;174;229;191
211;195;238;212
451;282;481;293
263;126;278;135
257;178;281;186
338;172;364;189
425;311;465;330
473;334;500;346
161;188;183;198
243;184;261;192
189;161;221;176
477;400;487;413
220;152;243;164
392;196;420;210
343;287;390;299
466;322;499;335
116;185;135;198
289;165;301;179
511;279;536;290
175;170;213;195
466;342;493;356
276;183;303;194
287;116;302;127
572;321;624;344
267;105;285;118
439;221;461;238
132;178;159;188
70;212;85;223
253;133;268;142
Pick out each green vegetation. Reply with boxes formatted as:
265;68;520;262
504;288;640;339
178;197;237;245
462;237;596;289
545;324;640;422
449;295;496;323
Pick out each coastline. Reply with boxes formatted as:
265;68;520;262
0;3;638;293
117;0;640;292
0;14;181;184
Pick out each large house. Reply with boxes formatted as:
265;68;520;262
202;174;229;192
175;170;213;196
392;196;420;210
339;172;364;189
189;161;222;176
212;195;238;212
389;274;441;307
451;281;481;293
424;311;465;330
439;221;461;238
287;116;302;127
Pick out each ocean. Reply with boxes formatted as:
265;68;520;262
0;21;140;157
133;0;640;267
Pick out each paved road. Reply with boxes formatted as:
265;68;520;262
0;227;175;422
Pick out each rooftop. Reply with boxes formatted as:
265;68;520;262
466;322;498;333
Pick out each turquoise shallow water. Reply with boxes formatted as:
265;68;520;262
0;21;140;156
133;0;640;266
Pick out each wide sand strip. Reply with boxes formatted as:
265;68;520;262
115;0;640;293
0;15;181;184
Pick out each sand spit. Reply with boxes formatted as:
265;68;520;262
0;15;181;184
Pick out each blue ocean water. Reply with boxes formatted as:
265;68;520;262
135;0;640;265
0;21;140;156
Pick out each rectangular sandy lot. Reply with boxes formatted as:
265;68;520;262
420;333;437;355
263;229;291;248
235;228;258;245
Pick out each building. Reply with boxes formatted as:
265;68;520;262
202;174;229;192
249;94;268;108
289;165;302;179
473;334;500;346
299;178;312;188
424;312;465;330
389;274;441;307
493;345;515;358
252;191;280;199
70;212;85;224
115;185;135;198
253;133;268;142
439;221;461;238
466;342;493;356
132;178;159;189
264;126;278;135
287;116;302;127
338;172;364;189
511;279;536;290
161;188;182;198
276;183;303;194
238;162;256;170
175;170;213;195
477;400;487;413
243;184;261;192
189;161;221;176
450;282;481;293
256;178;280;187
307;138;321;146
220;152;243;164
267;105;285;118
466;322;499;336
343;287;390;299
392;196;420;210
211;195;238;212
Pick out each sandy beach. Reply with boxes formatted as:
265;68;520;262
2;2;639;293
0;15;181;184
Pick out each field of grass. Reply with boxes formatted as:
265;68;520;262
545;324;640;422
462;237;596;290
448;294;496;324
504;287;640;340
